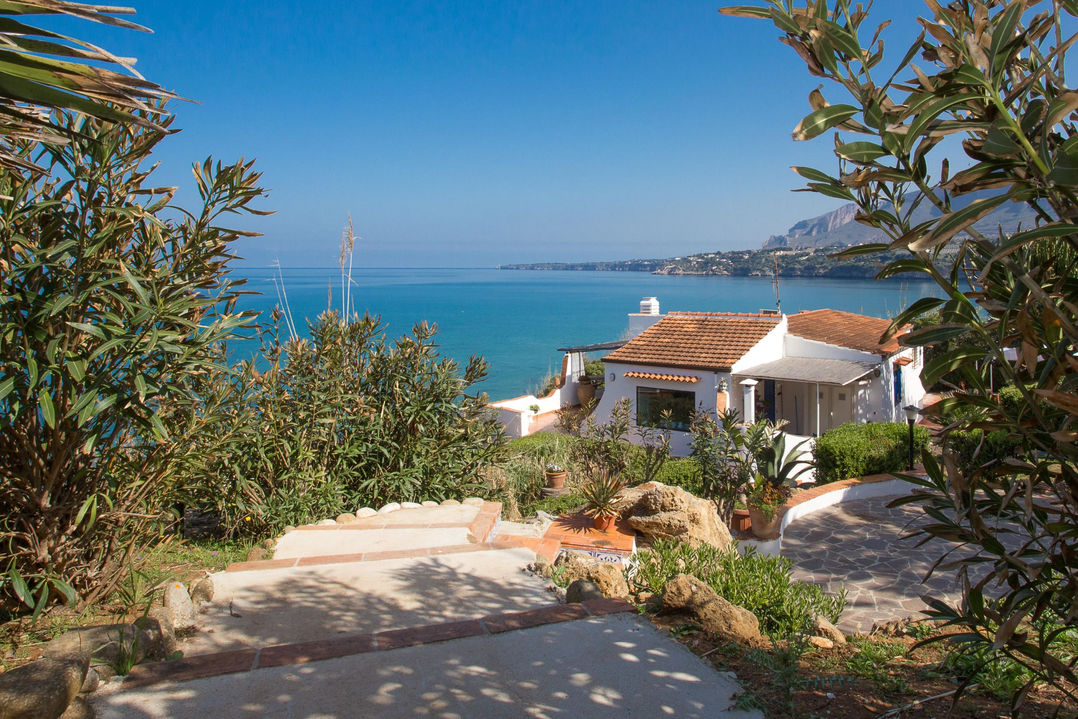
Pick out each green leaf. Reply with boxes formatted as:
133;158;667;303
792;104;859;141
835;141;889;163
68;321;105;339
821;22;862;60
49;579;77;606
7;568;32;607
38;389;56;428
790;165;835;183
989;2;1023;81
803;181;855;201
75;494;98;529
0;376;13;400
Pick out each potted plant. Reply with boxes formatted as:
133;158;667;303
529;403;540;414
580;470;624;531
544;462;567;490
745;430;812;538
745;476;791;539
731;503;752;533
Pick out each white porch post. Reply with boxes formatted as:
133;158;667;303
815;382;821;437
741;379;758;424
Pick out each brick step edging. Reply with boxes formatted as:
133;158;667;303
121;599;634;689
226;540;528;573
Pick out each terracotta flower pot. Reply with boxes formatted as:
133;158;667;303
545;471;567;490
747;507;781;539
731;508;752;533
592;513;616;532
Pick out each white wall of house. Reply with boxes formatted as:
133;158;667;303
730;319;787;420
592;361;718;456
491;352;581;439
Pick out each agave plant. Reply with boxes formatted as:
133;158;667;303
580;469;625;518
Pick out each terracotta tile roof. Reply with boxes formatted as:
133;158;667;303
788;309;907;356
893;356;913;366
604;313;780;371
622;371;700;383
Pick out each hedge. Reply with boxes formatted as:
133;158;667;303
814;422;930;485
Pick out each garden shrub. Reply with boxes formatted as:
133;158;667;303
813;422;929;485
181;312;504;537
944;429;1022;476
653;458;702;495
630;540;845;639
0;113;267;611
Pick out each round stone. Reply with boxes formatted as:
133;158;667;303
378;502;402;514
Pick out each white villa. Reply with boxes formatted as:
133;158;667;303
492;297;925;455
589;298;925;455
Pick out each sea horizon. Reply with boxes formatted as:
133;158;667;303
231;267;943;401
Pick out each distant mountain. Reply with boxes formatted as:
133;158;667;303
763;190;1039;249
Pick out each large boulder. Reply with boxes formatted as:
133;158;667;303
553;552;629;599
619;482;732;551
43;623;151;666
662;573;764;647
0;656;87;719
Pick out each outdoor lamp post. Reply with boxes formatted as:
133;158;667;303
903;404;918;471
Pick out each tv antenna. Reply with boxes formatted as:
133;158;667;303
772;252;782;313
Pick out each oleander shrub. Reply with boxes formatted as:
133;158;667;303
180;312;504;537
0;112;267;611
814;422;929;485
629;539;845;640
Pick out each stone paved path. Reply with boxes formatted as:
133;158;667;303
92;501;760;718
782;496;971;634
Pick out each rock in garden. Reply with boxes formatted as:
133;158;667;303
618;482;733;551
378;502;402;513
527;560;553;578
553;552;629;598
283;525;296;533
812;614;846;645
135;609;176;659
59;696;94;719
44;624;149;666
440;499;461;506
355;508;378;518
566;579;605;604
662;573;763;646
805;635;834;649
163;581;198;632
0;656;87;719
78;667;99;694
463;497;485;506
400;501;422;509
261;538;276;550
190;577;214;605
335;512;356;524
316;519;337;526
420;501;439;507
245;546;267;562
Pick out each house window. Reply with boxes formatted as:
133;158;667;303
636;387;694;431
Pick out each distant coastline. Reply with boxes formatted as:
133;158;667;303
498;246;932;281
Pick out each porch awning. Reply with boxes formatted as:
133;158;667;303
737;357;879;387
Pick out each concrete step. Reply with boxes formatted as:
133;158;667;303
183;547;554;656
93;608;761;719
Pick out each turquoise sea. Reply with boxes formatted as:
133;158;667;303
232;268;941;400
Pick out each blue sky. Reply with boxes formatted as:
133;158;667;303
64;1;921;268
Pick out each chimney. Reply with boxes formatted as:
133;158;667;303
629;297;664;338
